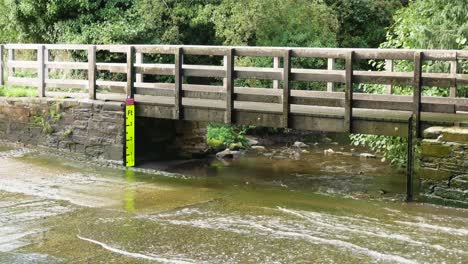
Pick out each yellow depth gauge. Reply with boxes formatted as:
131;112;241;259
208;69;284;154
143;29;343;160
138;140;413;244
125;98;135;167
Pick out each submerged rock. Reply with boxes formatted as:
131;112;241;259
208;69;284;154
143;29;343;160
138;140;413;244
360;153;376;159
216;149;242;160
251;145;266;151
292;141;309;148
245;136;259;146
324;148;335;155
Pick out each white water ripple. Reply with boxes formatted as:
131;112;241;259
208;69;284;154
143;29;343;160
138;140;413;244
77;235;196;264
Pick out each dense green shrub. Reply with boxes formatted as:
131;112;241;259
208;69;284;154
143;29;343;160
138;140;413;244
206;123;248;150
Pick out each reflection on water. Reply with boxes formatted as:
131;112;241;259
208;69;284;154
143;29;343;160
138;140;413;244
0;148;466;263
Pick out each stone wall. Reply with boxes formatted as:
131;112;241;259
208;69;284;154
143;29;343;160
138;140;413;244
0;97;125;162
0;97;210;164
419;126;468;207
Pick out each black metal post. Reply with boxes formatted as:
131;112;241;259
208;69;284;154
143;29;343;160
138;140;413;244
406;116;414;201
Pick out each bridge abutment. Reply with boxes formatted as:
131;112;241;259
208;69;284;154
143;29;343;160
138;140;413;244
0;97;126;162
419;126;468;207
0;97;209;164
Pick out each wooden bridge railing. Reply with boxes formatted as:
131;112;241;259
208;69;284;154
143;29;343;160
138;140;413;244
1;44;468;138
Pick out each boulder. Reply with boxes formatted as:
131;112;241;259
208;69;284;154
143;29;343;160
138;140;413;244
292;141;309;148
245;136;259;146
251;145;266;151
216;148;242;160
360;153;376;159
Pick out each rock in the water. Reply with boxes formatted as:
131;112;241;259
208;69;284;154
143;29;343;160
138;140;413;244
324;148;335;155
216;149;242;159
323;137;332;143
245;136;259;146
251;145;266;151
229;142;243;150
359;153;376;159
292;141;309;148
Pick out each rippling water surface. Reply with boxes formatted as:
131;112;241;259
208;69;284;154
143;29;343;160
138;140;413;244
0;147;467;263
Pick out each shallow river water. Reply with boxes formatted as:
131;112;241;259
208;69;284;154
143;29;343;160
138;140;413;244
0;146;467;263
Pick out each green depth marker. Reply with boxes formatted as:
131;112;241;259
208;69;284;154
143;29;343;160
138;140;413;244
125;98;135;167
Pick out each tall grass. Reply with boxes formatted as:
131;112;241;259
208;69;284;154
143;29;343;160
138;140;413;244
0;85;37;97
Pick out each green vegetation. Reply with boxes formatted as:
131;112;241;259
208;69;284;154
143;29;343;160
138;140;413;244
206;123;248;150
33;102;63;134
351;0;468;167
0;85;37;97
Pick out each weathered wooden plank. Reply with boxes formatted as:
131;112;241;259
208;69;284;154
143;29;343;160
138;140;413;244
236;66;283;80
44;44;89;50
413;51;423;138
354;71;412;85
344;51;354;133
88;45;97;100
134;45;177;55
7;77;39;87
174;47;183;119
96;45;128;53
97;81;126;92
135;64;174;75
235;47;285;57
37;45;46;97
0;45;4;86
283;49;291;128
7;60;38;69
292;69;345;83
182;46;228;56
225;48;234;124
46;79;87;89
184;65;226;78
126;46;135;98
354;49;415;60
46;61;88;70
291;48;348;59
5;44;38;50
96;63;127;73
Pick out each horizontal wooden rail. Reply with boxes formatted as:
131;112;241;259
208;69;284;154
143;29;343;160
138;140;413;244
1;43;467;137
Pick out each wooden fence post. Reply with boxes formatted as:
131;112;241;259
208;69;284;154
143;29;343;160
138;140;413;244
327;58;335;92
8;48;14;77
450;53;458;98
344;50;354;133
282;49;291;128
225;48;234;124
126;46;135;99
174;47;183;120
135;52;143;83
37;45;46;97
0;45;4;86
273;57;280;89
385;59;393;94
413;51;422;138
88;45;96;100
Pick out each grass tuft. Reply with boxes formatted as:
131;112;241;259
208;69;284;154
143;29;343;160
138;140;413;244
0;85;37;97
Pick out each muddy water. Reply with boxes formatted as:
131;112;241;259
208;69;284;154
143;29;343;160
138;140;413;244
0;147;467;263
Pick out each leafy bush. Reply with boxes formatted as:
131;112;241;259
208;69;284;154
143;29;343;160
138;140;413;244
350;134;408;167
206;123;248;150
